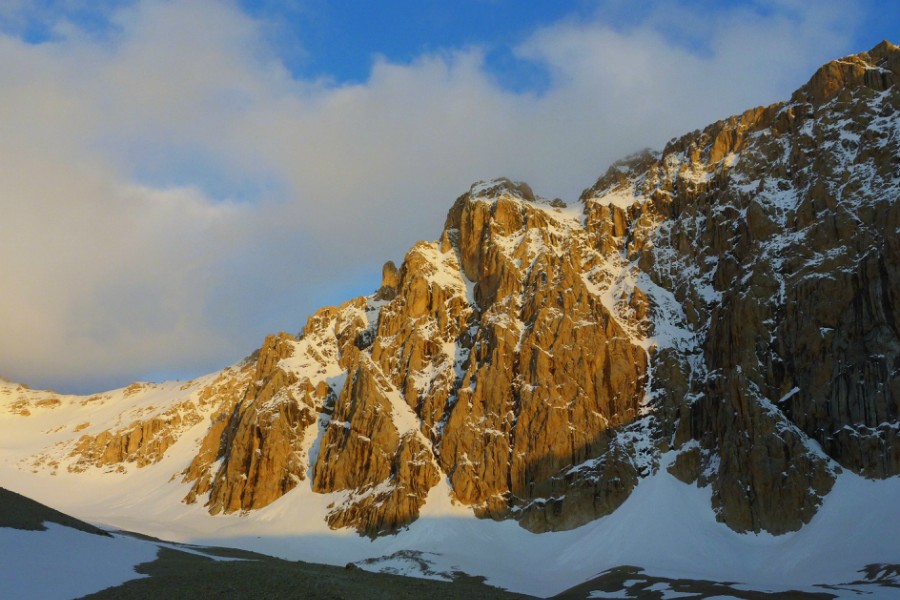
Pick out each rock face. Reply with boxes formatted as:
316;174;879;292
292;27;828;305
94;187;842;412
609;40;898;533
438;186;651;524
182;332;316;514
68;403;202;472
22;42;900;537
70;369;259;474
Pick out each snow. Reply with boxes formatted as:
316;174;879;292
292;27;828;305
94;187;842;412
3;393;899;600
532;201;586;225
647;584;695;598
354;550;454;581
278;309;347;384
468;178;516;199
590;186;642;209
373;357;427;441
0;373;245;477
0;524;158;600
777;387;801;404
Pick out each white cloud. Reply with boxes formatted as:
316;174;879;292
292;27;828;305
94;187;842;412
0;0;862;392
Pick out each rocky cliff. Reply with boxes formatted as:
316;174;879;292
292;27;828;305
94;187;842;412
12;41;900;537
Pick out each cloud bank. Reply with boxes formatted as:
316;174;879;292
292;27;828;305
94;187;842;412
0;0;869;392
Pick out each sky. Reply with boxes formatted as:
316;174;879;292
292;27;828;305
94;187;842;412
0;0;897;394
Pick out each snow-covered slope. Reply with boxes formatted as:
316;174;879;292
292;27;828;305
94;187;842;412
1;410;898;598
0;486;243;600
1;524;158;600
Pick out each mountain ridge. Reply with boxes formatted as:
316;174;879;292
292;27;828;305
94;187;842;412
1;42;897;588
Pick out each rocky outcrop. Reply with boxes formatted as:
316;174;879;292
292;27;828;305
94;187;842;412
191;333;309;513
64;369;254;474
68;403;201;472
182;298;378;514
437;191;650;523
8;397;61;416
792;40;899;107
324;434;440;537
313;358;441;535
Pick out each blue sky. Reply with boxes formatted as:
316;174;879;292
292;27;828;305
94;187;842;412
262;0;897;89
238;0;593;90
0;0;897;393
9;1;899;90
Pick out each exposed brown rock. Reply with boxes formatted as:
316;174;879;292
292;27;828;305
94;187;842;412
792;40;899;107
8;396;62;416
375;260;401;300
182;298;377;514
55;384;225;474
190;39;899;535
313;354;441;534
185;333;313;514
380;184;651;526
68;404;202;472
324;433;440;537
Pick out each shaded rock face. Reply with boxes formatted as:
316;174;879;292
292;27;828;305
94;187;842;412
47;42;900;537
589;40;900;533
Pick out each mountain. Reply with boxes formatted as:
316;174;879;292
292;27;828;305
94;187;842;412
1;41;898;597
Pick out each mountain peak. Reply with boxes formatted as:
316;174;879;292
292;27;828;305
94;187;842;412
868;39;900;58
792;39;898;106
467;177;536;203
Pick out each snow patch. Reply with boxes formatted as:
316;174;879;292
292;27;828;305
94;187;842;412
0;524;158;600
